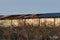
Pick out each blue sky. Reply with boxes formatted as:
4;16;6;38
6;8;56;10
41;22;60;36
0;0;60;15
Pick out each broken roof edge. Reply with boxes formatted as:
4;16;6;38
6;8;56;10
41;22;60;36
0;12;60;20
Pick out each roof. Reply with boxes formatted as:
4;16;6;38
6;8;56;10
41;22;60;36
37;13;60;18
0;13;60;20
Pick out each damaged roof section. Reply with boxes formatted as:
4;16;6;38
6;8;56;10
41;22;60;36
0;13;60;20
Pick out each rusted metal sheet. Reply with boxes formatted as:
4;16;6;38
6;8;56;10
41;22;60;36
0;13;60;20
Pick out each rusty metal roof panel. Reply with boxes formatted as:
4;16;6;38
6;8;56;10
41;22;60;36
0;13;60;20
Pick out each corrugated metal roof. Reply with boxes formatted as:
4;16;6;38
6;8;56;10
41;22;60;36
0;13;60;19
37;13;60;18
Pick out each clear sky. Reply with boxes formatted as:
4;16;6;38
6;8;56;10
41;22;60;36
0;0;60;15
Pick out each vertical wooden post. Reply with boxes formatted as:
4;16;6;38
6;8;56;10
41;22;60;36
9;20;11;40
54;18;55;27
18;19;19;40
9;19;12;40
39;18;40;27
35;18;39;40
44;18;47;40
